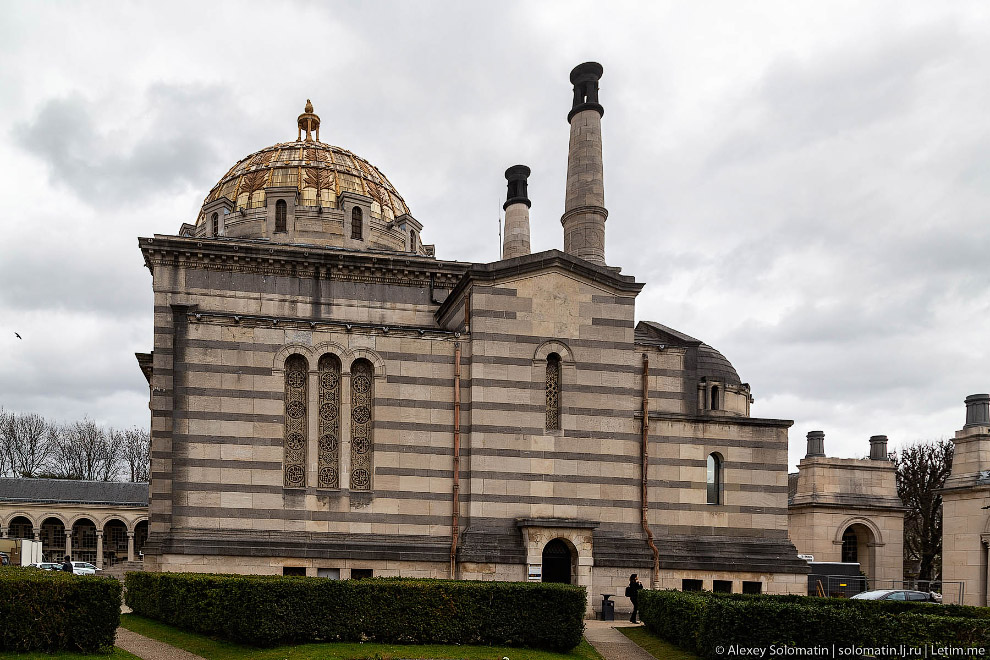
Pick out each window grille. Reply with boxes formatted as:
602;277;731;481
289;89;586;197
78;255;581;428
283;355;308;488
275;199;287;233
317;354;341;489
546;353;561;431
350;359;374;490
351;207;363;240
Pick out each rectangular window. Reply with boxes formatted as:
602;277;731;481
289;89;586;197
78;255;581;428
317;568;340;579
282;567;306;576
713;580;733;594
682;579;704;592
742;581;762;595
351;568;373;580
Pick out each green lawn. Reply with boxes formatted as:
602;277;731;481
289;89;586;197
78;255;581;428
617;627;697;660
0;650;140;660
119;614;604;660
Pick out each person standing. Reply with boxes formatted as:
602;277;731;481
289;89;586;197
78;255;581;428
625;573;644;623
61;555;73;573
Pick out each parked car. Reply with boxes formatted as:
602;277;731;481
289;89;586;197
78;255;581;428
851;589;940;603
70;562;100;576
26;562;62;571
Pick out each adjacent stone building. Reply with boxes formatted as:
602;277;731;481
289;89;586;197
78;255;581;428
787;433;905;588
0;478;148;568
942;394;990;606
137;62;810;609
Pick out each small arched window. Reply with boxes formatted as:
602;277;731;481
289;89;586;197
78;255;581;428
546;353;561;431
706;453;722;505
211;212;219;237
351;207;363;240
711;385;720;410
275;199;287;233
410;229;418;252
841;527;858;563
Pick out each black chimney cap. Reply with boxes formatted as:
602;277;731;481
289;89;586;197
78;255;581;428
504;164;532;210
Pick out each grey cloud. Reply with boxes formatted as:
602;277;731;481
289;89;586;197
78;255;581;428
14;83;241;207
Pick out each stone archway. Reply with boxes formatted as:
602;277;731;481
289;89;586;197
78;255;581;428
841;523;877;586
542;538;574;584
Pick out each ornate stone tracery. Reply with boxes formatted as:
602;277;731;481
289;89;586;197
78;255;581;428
546;352;561;431
318;354;342;489
283;355;308;488
350;359;374;490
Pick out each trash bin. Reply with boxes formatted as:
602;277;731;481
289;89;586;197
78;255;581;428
600;594;614;621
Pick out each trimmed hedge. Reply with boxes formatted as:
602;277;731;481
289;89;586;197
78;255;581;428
125;572;586;651
640;590;990;659
0;566;121;653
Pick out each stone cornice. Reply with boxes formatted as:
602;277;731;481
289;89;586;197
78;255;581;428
643;411;794;429
139;234;467;288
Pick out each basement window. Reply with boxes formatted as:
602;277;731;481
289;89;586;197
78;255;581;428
682;579;703;592
742;581;763;595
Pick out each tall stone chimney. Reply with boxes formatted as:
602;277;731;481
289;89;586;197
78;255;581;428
805;431;825;458
561;62;608;266
502;165;531;260
964;393;990;428
869;435;889;461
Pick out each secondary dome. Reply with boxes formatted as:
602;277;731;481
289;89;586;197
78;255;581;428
190;101;428;255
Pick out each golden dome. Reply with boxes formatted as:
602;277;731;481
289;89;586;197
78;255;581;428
196;140;410;228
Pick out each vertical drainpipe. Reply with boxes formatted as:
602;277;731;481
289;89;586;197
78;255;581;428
642;353;660;588
451;342;462;579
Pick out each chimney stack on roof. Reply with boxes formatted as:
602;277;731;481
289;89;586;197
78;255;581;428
964;393;990;428
869;435;889;461
805;431;825;458
502;165;532;260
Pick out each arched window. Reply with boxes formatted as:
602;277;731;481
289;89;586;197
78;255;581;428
546;353;561;431
351;206;363;240
711;385;720;410
706;453;722;505
350;359;374;490
841;527;858;563
283;354;308;488
275;199;287;233
410;229;418;252
211;212;219;237
317;354;341;489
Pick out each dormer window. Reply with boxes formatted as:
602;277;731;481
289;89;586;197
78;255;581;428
410;229;418;253
275;199;287;233
211;212;219;237
351;207;363;240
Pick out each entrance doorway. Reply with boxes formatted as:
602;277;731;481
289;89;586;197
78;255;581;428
542;538;572;584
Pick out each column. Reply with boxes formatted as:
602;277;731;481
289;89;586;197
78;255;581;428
33;529;40;541
127;531;135;562
64;530;72;560
95;530;104;569
0;527;6;539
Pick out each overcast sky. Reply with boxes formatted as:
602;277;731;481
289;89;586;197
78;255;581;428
1;1;988;469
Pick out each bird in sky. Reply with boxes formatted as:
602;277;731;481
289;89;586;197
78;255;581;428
14;333;21;339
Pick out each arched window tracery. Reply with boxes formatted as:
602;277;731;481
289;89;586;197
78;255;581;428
318;354;341;489
546;352;561;431
275;199;287;233
351;206;363;240
211;212;219;237
350;359;374;490
283;354;308;488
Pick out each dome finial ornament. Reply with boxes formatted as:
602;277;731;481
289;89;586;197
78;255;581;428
297;99;321;142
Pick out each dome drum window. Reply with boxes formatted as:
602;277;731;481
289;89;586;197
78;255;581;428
275;199;287;233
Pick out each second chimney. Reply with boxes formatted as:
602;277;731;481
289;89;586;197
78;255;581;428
502;165;532;260
806;431;825;458
869;435;889;461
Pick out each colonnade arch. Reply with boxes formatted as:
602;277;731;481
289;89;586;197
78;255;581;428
1;512;148;567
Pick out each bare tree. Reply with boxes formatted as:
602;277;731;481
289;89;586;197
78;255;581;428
48;418;123;481
895;439;954;582
0;410;55;478
119;427;151;483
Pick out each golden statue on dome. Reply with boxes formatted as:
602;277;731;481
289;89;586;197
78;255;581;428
297;99;320;142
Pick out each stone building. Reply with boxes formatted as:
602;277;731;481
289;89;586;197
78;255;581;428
787;433;904;588
137;62;809;609
942;394;990;606
0;478;148;568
